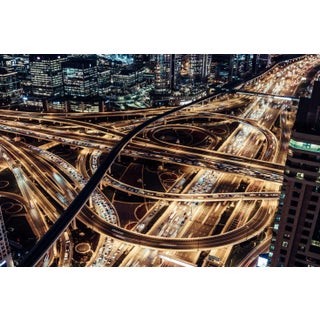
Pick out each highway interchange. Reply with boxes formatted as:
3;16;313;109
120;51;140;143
1;54;320;267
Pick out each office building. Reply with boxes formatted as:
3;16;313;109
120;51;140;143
29;54;67;98
62;56;98;98
269;82;320;267
188;54;212;85
97;67;111;97
0;67;22;106
151;54;212;105
153;54;174;95
229;54;255;82
111;68;144;92
0;207;13;267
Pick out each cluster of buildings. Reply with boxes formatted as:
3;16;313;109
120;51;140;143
0;54;274;112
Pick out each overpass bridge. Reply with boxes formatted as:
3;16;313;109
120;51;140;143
236;90;300;102
20;100;200;266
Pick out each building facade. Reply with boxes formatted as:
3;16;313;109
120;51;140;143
188;54;212;85
29;54;67;98
97;67;111;97
0;207;13;267
0;67;22;106
229;54;255;82
62;56;98;98
111;68;144;91
153;54;174;95
269;82;320;267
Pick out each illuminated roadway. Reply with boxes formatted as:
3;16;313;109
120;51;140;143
1;54;319;266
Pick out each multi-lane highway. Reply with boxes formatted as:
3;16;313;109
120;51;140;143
1;54;320;267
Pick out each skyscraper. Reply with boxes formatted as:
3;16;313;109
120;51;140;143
188;54;212;85
29;54;67;98
269;82;320;267
62;56;98;98
0;67;22;106
153;54;173;94
0;207;13;267
151;54;211;105
229;54;255;82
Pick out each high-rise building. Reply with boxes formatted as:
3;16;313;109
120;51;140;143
153;54;173;95
188;54;212;85
254;54;273;73
150;54;213;106
151;54;184;92
29;54;67;98
111;68;144;92
97;67;111;97
171;54;183;90
229;54;255;82
0;67;22;106
269;82;320;267
62;56;98;98
210;54;231;83
0;207;13;267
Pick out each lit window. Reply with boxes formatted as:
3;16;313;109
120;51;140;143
296;172;304;179
311;240;320;248
274;223;279;230
282;241;289;248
